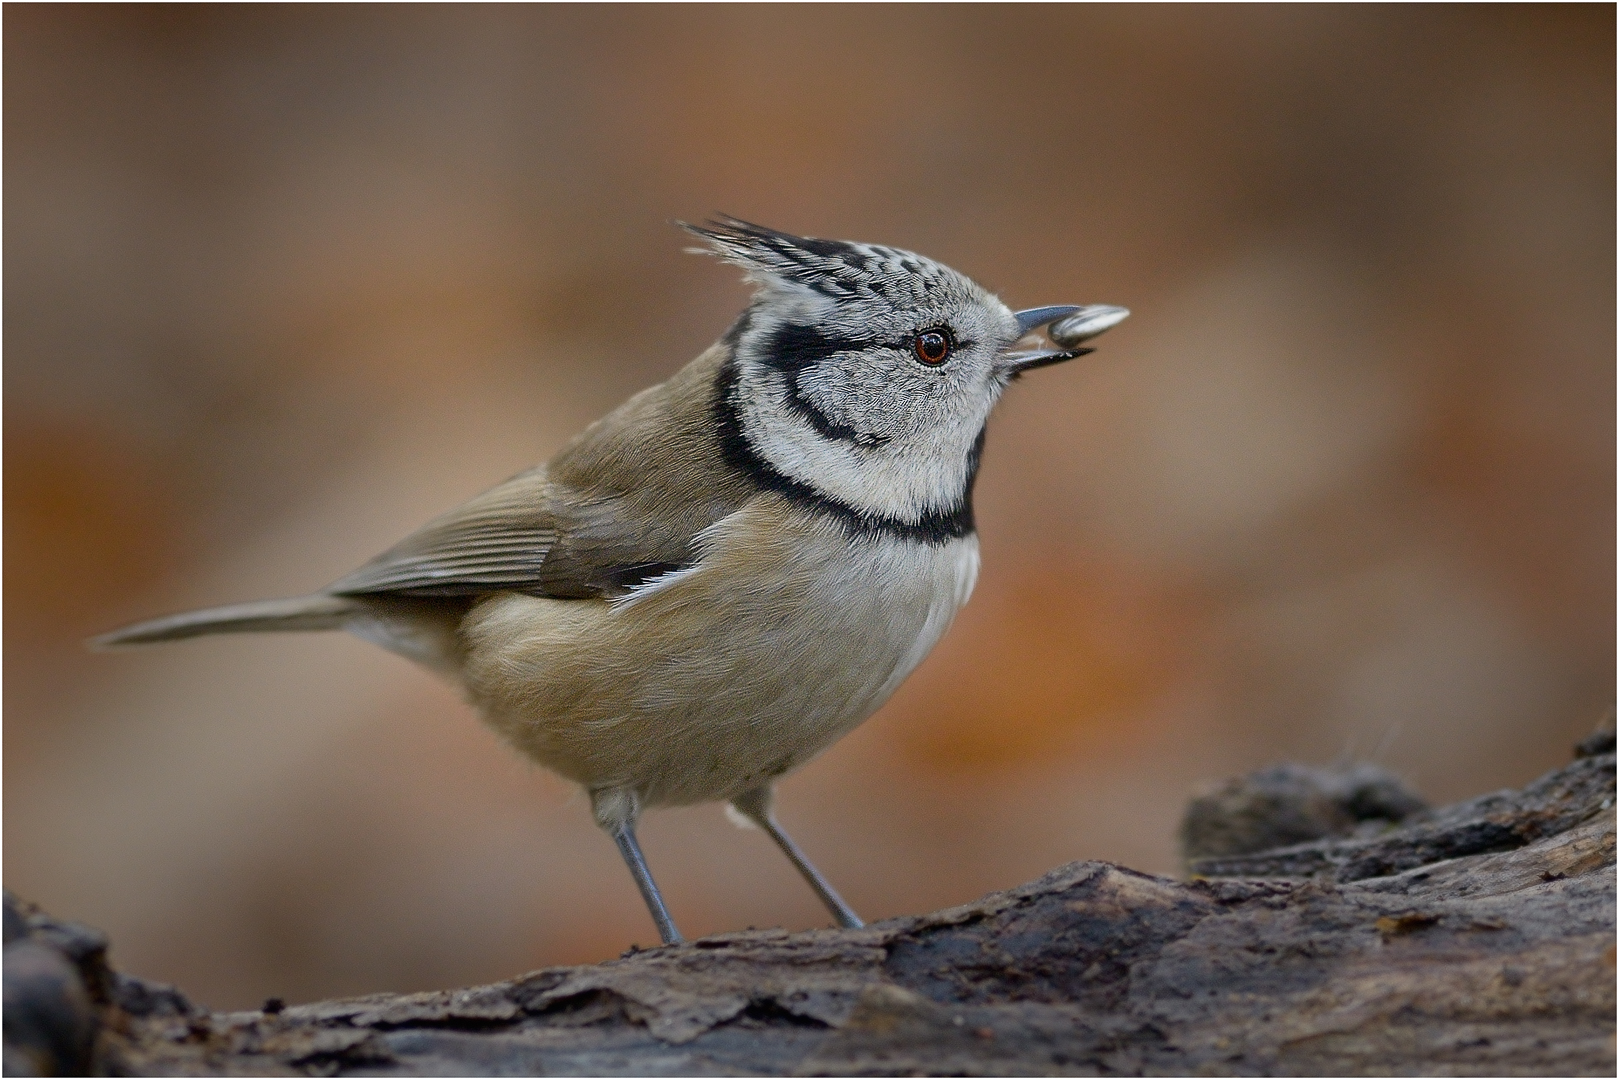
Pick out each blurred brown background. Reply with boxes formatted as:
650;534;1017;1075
5;5;1612;1012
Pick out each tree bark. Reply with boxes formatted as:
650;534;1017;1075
7;732;1614;1077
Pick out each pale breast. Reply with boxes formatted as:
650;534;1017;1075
458;494;979;807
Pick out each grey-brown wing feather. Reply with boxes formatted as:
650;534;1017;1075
326;468;565;597
326;343;758;601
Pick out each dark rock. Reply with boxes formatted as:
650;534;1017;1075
1179;760;1428;863
3;939;96;1077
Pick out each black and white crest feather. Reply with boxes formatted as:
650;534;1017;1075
681;216;959;303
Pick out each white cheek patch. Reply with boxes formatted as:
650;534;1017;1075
739;378;993;523
793;358;910;444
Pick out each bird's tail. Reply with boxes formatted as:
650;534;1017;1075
89;594;365;649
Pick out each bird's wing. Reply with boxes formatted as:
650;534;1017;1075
326;467;567;598
326;465;697;600
328;345;754;601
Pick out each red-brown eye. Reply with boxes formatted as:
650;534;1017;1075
913;328;952;365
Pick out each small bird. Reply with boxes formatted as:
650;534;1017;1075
94;218;1128;945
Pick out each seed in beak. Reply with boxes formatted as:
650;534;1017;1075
1048;305;1130;348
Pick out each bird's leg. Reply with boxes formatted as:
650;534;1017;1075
592;787;683;945
731;786;864;929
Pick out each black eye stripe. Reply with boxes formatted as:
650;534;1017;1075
762;320;969;370
764;321;870;372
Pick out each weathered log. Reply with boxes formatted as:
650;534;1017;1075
7;731;1613;1076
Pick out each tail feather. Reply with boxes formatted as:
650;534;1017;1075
90;594;363;649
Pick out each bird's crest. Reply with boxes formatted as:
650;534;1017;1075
679;216;954;301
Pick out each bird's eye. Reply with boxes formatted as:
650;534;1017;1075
913;328;953;366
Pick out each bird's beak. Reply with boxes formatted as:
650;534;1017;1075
1014;305;1083;335
1003;304;1130;375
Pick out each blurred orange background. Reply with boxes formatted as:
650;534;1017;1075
5;5;1612;1011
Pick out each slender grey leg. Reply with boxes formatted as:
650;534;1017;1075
732;786;864;929
608;821;684;944
593;788;683;945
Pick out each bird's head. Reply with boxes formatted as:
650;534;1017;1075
684;217;1125;534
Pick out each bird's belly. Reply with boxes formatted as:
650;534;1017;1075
458;498;979;807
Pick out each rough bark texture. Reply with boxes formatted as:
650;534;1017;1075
7;733;1614;1077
